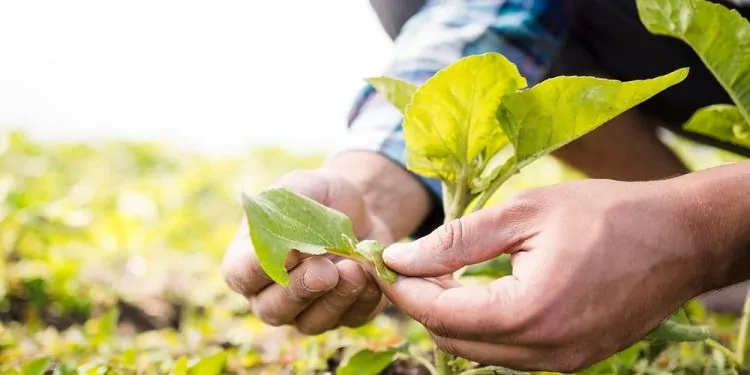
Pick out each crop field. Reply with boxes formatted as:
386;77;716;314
0;128;746;374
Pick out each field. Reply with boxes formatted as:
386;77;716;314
0;129;747;374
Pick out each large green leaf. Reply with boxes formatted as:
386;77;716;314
636;0;750;125
187;351;228;375
400;53;526;183
496;68;689;169
242;188;359;286
684;104;750;148
364;77;419;115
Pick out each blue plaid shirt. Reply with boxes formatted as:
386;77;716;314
334;0;577;207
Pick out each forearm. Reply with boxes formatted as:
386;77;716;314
323;150;432;242
553;90;689;182
672;160;750;292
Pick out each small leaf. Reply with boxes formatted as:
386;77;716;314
365;77;419;114
188;351;228;375
645;319;711;342
336;348;397;375
402;53;526;183
242;188;359;286
496;68;689;170
461;255;513;279
21;357;50;375
683;104;750;148
172;356;188;375
636;0;750;125
355;240;397;283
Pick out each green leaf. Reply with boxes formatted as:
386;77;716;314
188;351;228;375
21;357;50;375
401;53;526;183
242;188;359;286
496;68;689;169
461;255;513;279
645;319;711;342
636;0;750;125
683;104;750;148
355;240;397;283
365;77;419;115
336;348;397;375
172;356;188;375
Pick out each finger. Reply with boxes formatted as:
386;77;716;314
293;260;369;335
222;220;306;297
338;274;385;328
383;194;543;277
375;274;524;341
251;257;339;326
274;170;372;238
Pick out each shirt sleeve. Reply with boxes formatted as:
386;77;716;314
330;0;578;237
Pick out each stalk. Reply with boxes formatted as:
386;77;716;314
436;176;471;375
735;287;750;366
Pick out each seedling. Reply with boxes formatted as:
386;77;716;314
240;48;722;373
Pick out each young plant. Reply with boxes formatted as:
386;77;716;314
241;53;711;374
637;0;750;368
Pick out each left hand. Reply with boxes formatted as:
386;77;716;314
373;178;715;372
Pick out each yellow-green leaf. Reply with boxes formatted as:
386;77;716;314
636;0;750;124
172;356;188;375
684;104;750;148
242;188;359;286
496;68;689;169
402;53;526;183
21;357;50;375
365;77;419;115
336;348;397;375
188;351;228;375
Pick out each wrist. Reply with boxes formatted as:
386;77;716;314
321;150;433;241
666;161;750;294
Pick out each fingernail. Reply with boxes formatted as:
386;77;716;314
383;242;416;264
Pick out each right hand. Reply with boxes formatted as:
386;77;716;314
221;169;393;335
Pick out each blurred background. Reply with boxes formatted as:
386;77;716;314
0;1;746;374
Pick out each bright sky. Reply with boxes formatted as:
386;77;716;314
0;1;394;156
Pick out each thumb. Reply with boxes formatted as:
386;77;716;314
383;204;535;277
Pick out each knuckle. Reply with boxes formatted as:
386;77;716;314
419;309;458;339
434;217;466;252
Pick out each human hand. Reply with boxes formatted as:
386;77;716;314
374;178;714;372
222;169;392;335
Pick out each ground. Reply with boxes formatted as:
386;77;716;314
0;129;747;374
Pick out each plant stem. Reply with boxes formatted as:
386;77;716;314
706;338;743;367
408;353;439;375
735;287;750;366
472;167;516;213
436;177;471;375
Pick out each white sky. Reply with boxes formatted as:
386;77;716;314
0;1;394;156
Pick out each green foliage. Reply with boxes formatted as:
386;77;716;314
0;128;747;373
636;0;750;146
684;105;750;148
372;53;523;187
336;348;399;375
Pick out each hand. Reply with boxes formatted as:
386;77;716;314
374;178;713;372
222;169;392;335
